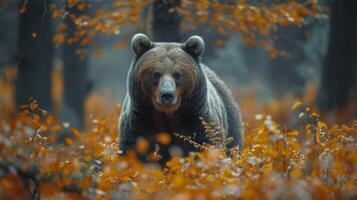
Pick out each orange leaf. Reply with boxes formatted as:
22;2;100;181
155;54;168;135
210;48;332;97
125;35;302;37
95;49;104;56
70;128;81;137
30;101;39;110
46;116;54;125
33;114;40;123
135;137;149;153
32;32;37;38
155;132;171;145
65;138;73;145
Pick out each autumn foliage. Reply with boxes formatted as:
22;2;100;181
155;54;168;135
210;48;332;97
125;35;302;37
1;1;355;199
0;78;356;199
49;0;324;57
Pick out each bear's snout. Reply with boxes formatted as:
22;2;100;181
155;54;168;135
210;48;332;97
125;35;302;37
161;92;175;105
158;75;177;106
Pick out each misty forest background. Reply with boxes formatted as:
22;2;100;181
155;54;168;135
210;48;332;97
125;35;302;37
0;0;356;128
0;1;357;199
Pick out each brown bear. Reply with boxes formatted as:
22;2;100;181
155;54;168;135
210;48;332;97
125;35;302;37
119;33;243;163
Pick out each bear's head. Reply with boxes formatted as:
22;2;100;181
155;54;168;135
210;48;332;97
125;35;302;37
131;33;205;113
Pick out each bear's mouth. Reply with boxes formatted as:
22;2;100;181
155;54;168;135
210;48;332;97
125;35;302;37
153;96;180;113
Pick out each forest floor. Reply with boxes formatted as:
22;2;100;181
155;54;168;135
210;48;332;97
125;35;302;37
0;66;356;199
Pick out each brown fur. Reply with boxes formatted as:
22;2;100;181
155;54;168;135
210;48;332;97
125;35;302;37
136;46;198;113
152;111;181;131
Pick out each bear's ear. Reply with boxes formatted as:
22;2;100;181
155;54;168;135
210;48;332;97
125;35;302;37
131;33;152;56
182;35;205;57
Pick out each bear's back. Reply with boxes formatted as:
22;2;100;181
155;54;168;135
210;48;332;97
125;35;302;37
201;65;243;148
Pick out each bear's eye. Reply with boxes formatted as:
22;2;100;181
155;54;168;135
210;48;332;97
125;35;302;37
153;72;161;82
173;72;182;82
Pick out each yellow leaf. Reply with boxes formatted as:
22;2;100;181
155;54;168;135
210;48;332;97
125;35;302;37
39;124;48;132
291;100;302;110
317;121;327;130
172;176;185;188
84;156;91;162
290;168;302;179
316;131;321;143
265;148;278;157
286;130;299;136
263;162;273;173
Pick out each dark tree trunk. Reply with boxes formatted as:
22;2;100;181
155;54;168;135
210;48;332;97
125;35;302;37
317;0;357;111
152;0;181;42
16;0;54;110
0;1;18;68
62;4;91;128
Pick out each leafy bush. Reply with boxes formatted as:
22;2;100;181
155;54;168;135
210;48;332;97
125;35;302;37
0;99;356;200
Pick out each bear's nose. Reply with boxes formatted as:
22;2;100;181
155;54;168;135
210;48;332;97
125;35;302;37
161;92;174;105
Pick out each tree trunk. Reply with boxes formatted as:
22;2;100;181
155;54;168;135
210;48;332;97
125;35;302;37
317;0;357;111
16;0;54;111
62;3;91;128
152;0;181;42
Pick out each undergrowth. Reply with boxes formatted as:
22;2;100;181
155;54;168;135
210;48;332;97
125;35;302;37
0;99;356;200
